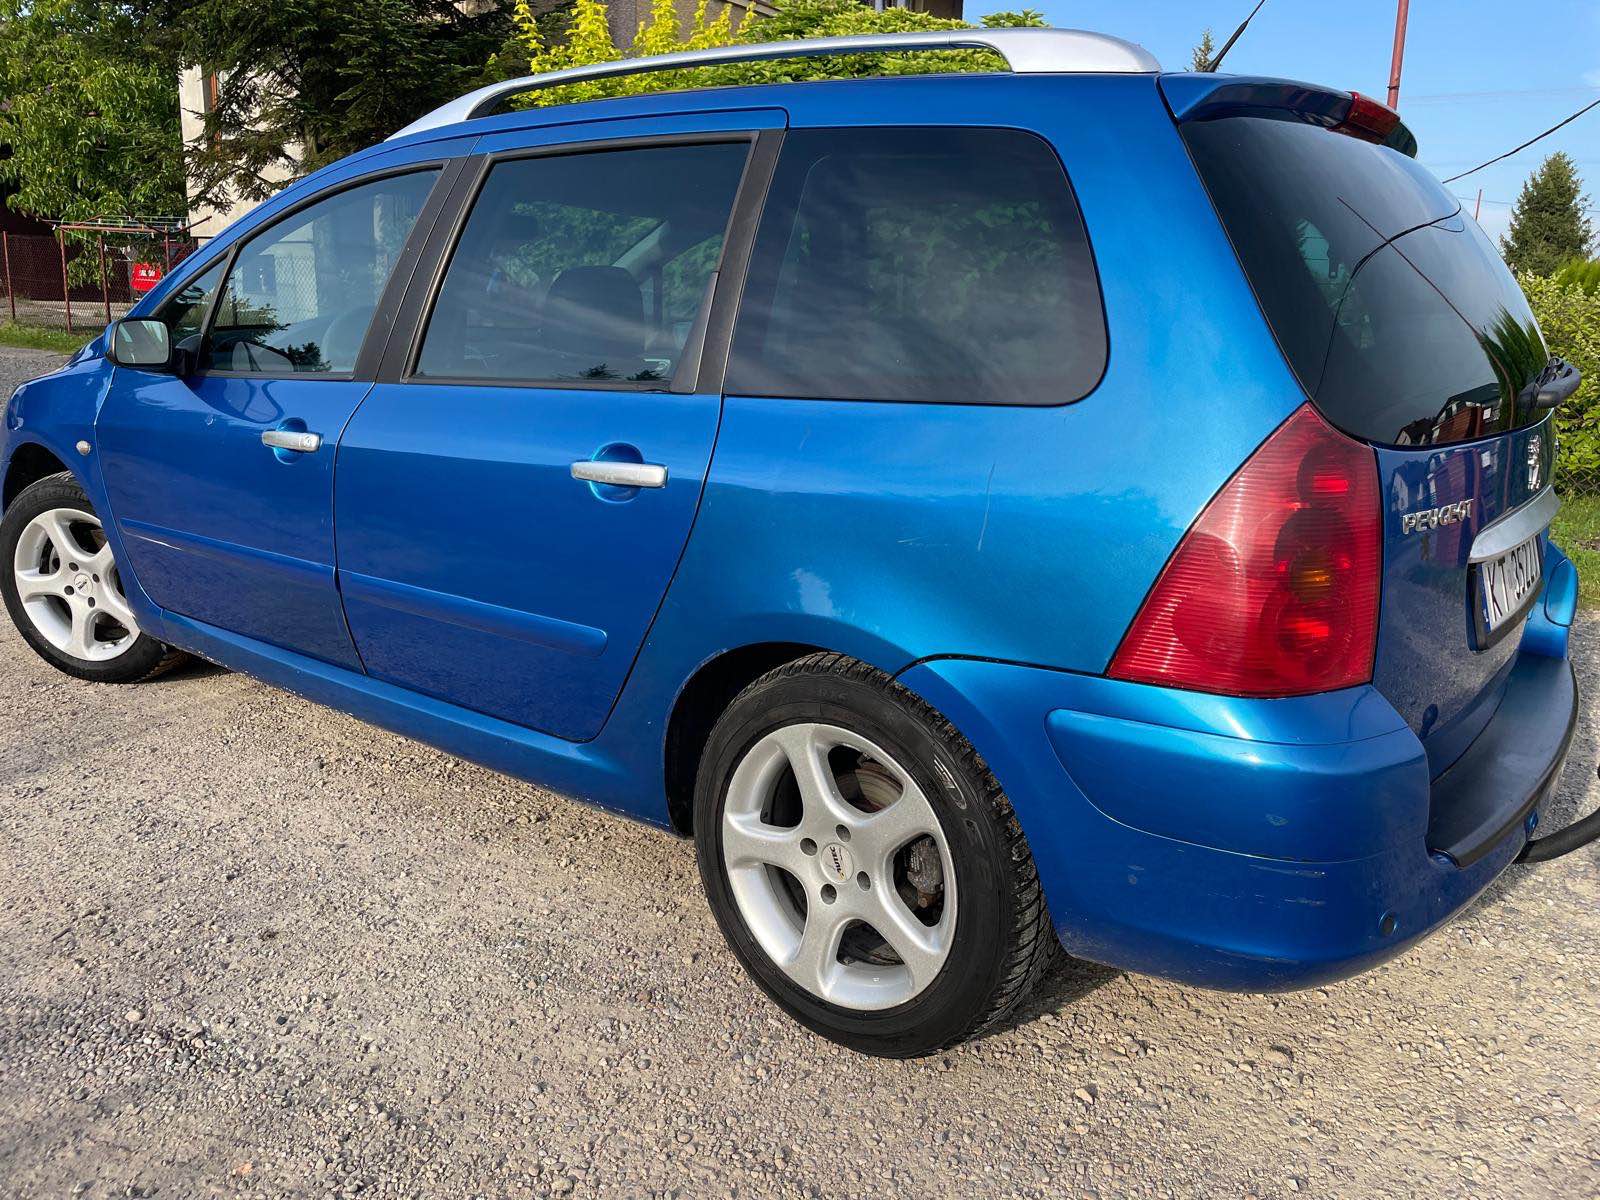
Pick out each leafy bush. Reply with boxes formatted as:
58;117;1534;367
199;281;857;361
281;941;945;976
511;0;1044;106
1553;258;1600;295
1521;272;1600;488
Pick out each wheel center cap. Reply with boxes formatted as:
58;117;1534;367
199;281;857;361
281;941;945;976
820;842;854;883
72;574;91;593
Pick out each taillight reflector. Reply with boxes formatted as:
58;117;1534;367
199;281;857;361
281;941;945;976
1108;404;1381;697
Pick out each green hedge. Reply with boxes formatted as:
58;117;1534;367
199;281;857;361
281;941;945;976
1521;272;1600;490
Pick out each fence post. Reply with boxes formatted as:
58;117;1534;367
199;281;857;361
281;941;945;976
1;232;12;325
162;233;172;273
58;230;73;335
98;236;112;324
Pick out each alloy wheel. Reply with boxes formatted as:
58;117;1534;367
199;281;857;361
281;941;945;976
11;507;140;662
720;722;957;1011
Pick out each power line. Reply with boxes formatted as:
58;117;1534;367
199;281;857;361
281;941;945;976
1455;193;1600;217
1407;85;1600;104
1442;97;1600;184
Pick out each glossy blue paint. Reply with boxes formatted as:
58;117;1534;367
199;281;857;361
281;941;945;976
336;382;721;740
1524;540;1577;660
1;68;1584;998
1372;419;1558;775
96;371;371;669
899;646;1554;990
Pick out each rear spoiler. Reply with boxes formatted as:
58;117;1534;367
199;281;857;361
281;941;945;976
1160;74;1419;159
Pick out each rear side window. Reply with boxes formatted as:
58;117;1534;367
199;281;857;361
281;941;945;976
1182;116;1547;445
414;142;750;387
726;127;1106;406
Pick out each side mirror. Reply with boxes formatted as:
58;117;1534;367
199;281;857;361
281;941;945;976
109;319;173;371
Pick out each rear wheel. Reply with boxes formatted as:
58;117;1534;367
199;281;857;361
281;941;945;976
1;473;186;683
694;653;1052;1057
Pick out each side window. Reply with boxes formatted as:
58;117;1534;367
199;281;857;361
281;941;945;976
413;142;750;386
204;170;439;375
155;259;226;350
726;127;1107;406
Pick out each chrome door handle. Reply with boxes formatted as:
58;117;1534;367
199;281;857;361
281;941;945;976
571;460;668;489
262;429;323;454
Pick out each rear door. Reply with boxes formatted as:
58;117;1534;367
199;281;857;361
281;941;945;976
334;114;781;741
1179;106;1559;770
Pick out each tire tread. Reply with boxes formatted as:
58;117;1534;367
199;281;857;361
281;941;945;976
732;651;1054;1051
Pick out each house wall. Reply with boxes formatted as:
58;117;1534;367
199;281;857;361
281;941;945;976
178;68;301;242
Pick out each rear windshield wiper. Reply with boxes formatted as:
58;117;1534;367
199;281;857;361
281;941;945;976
1523;357;1582;412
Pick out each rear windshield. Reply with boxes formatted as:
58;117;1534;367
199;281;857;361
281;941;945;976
1182;115;1548;446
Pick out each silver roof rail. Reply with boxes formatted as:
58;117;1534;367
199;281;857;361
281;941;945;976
388;28;1161;141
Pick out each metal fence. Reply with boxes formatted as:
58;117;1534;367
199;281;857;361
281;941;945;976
0;231;200;333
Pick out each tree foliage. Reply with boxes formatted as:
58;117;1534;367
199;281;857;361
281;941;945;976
1522;270;1600;486
1191;27;1216;72
140;0;513;213
512;0;1049;107
1553;258;1600;295
1502;152;1595;276
0;0;186;222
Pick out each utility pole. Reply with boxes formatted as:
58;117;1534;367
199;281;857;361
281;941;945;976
1387;0;1411;109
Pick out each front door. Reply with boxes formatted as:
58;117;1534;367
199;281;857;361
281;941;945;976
335;123;776;740
96;167;445;669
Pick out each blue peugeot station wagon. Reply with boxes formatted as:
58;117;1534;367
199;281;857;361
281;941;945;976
2;29;1593;1056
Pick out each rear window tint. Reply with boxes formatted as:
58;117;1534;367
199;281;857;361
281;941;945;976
1183;115;1547;445
726;127;1106;406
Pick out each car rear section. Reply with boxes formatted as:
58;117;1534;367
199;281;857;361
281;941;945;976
1169;76;1584;862
908;74;1591;991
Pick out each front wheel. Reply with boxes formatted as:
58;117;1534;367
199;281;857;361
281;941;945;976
694;653;1053;1057
1;473;186;683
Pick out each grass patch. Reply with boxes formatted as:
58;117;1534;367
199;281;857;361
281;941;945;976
0;323;91;355
1552;492;1600;609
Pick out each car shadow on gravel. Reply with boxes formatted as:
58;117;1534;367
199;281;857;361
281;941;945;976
979;949;1121;1041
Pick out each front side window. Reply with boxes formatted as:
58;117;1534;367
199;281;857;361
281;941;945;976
204;170;439;375
413;142;751;386
155;259;226;351
726;127;1107;406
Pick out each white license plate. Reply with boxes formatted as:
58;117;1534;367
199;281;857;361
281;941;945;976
1480;535;1543;634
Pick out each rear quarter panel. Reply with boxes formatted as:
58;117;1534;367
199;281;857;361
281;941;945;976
638;74;1307;681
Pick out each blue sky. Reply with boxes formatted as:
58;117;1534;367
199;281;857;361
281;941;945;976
971;1;1600;244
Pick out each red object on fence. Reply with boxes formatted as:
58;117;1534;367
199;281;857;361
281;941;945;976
131;262;164;293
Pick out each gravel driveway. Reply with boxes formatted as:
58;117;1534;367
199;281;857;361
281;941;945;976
2;347;1598;1199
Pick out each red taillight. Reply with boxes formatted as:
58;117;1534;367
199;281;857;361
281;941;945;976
1336;92;1402;145
1108;404;1381;697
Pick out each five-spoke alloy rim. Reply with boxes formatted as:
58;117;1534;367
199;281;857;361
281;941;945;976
721;722;957;1011
12;507;140;662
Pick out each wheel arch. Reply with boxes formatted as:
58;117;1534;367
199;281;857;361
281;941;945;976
663;641;830;834
2;440;74;515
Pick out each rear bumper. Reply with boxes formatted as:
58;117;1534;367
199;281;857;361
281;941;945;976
899;556;1584;991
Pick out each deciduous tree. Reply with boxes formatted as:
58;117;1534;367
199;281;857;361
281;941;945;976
142;0;513;213
0;0;186;223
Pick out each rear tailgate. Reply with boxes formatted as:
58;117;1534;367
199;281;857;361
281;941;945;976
1170;77;1558;770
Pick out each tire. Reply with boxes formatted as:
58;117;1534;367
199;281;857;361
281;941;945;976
1;472;187;684
694;652;1052;1057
